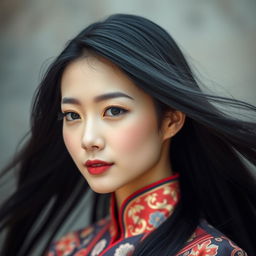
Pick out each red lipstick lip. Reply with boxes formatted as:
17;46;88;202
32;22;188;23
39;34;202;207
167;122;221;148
85;160;113;166
85;160;113;175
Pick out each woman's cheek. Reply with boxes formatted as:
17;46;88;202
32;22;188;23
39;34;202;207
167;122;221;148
63;130;78;157
112;119;155;153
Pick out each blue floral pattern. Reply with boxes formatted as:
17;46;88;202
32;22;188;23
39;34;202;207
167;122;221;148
149;211;166;227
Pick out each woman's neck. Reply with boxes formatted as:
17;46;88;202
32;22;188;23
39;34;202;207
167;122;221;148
115;166;173;210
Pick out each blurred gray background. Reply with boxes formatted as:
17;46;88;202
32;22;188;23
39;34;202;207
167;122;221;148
0;0;256;244
1;0;256;169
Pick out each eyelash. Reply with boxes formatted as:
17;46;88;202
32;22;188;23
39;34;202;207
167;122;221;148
61;112;80;122
104;106;128;117
59;106;128;122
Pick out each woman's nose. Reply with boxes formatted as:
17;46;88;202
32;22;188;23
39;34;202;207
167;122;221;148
81;120;104;152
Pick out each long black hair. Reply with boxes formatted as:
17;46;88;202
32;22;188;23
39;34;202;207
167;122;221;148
0;14;255;256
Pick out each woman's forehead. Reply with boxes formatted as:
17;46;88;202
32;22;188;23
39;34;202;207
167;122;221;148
60;56;149;100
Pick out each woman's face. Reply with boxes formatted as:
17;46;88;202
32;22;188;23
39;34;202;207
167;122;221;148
61;56;172;199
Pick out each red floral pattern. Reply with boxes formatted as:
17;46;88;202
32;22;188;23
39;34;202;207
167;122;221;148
187;240;218;256
52;232;80;256
121;178;179;237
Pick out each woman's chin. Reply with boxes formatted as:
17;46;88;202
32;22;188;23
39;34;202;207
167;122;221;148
88;183;117;194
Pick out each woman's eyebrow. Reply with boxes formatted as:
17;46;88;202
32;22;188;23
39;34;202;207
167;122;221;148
62;92;134;105
94;92;134;102
61;98;81;105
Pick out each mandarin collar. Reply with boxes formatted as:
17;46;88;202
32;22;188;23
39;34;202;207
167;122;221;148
109;174;180;242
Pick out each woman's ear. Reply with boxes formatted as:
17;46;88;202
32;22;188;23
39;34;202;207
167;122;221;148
161;110;186;141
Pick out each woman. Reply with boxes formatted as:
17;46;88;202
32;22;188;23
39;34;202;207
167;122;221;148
0;14;255;256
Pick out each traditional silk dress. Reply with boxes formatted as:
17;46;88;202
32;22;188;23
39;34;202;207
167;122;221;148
47;175;247;256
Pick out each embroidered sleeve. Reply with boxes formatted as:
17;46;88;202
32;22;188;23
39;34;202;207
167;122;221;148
178;237;247;256
45;225;95;256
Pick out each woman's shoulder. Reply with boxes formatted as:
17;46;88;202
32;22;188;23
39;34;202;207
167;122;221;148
177;219;247;256
46;217;110;256
46;218;248;256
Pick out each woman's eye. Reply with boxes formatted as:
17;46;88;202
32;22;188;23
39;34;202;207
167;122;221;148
104;107;128;117
63;112;80;121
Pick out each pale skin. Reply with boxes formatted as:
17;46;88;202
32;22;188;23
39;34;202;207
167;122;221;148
61;56;185;208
